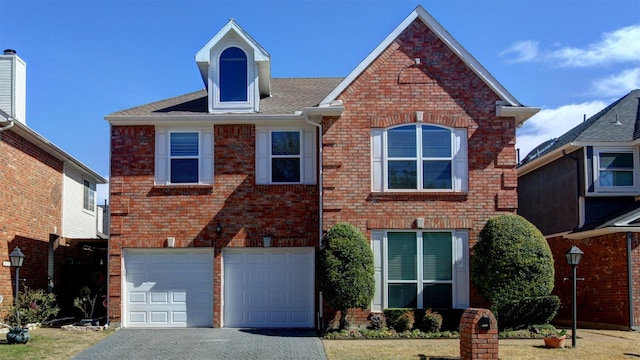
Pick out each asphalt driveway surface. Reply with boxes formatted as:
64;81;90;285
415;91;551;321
72;328;327;360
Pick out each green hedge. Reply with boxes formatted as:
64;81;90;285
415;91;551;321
494;296;561;331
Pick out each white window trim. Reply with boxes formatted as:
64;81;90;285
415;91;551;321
209;42;258;113
155;127;214;185
256;126;316;185
371;124;467;193
82;177;95;213
592;147;639;195
371;229;469;312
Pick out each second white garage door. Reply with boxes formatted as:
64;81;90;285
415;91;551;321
223;247;314;328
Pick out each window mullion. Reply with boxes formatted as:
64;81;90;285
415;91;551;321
416;231;423;309
416;125;423;191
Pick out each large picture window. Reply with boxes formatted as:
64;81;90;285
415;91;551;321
372;124;467;192
387;232;453;309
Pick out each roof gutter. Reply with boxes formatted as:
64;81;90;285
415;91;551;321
564;226;640;239
517;143;577;176
0;109;15;132
496;103;541;126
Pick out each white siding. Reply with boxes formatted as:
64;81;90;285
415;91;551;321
0;53;27;124
62;163;98;239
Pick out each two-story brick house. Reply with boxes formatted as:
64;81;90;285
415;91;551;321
106;6;538;328
518;89;640;330
0;49;107;310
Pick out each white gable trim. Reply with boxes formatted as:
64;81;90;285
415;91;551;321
320;5;524;109
195;19;271;97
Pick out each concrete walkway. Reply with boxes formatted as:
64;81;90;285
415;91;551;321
72;328;327;360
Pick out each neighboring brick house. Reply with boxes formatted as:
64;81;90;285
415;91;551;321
106;6;538;328
518;89;640;330
0;49;107;311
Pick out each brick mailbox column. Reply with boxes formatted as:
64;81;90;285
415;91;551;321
459;308;498;360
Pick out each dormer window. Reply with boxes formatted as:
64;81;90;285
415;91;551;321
220;47;248;102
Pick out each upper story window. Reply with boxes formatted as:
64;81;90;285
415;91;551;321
219;47;248;102
256;127;316;185
371;124;467;192
155;128;214;185
593;147;638;193
83;178;95;212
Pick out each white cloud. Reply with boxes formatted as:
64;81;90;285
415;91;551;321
516;101;607;160
549;25;640;67
499;40;539;63
590;67;640;97
502;25;640;67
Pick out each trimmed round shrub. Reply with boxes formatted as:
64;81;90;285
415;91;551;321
395;312;415;332
471;214;555;307
495;296;560;330
421;309;443;333
318;222;375;329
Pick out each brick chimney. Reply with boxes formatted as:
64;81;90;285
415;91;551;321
0;49;27;124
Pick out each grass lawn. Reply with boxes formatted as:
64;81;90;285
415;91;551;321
323;329;640;360
0;328;113;360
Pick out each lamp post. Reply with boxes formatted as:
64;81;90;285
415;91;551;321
565;245;583;348
9;247;25;326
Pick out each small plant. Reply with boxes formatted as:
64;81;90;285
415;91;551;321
395;312;415;332
544;328;566;338
421;309;443;333
368;313;385;330
3;286;60;327
74;286;98;319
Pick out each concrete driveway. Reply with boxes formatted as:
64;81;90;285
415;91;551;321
72;328;327;360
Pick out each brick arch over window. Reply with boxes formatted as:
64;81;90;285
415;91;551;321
370;112;468;128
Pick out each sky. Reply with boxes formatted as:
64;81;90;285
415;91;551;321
1;0;639;204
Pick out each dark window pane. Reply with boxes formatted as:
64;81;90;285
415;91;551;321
423;283;452;308
388;283;417;308
423;160;452;189
388;160;417;189
388;125;416;157
171;159;198;183
272;158;300;183
272;132;300;155
422;125;451;157
171;133;198;156
423;232;452;281
388;232;417;280
600;153;633;169
220;47;247;102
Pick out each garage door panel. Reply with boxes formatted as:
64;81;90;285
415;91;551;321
224;248;314;328
124;249;213;328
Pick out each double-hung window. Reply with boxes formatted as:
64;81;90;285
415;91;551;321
155;128;214;185
372;124;467;192
83;178;95;212
256;127;316;184
594;148;637;193
370;230;469;312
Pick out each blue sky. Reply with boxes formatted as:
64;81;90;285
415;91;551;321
1;0;639;203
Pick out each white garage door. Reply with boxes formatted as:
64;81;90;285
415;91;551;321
223;247;314;328
123;249;214;328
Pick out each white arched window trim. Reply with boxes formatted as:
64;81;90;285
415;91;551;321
208;42;259;113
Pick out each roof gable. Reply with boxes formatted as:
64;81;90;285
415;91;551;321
195;19;271;97
320;5;536;122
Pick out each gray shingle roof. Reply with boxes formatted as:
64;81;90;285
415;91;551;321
108;78;343;117
520;89;640;165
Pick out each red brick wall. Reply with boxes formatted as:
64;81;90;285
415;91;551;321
0;129;63;301
108;124;319;326
321;19;516;318
548;233;640;329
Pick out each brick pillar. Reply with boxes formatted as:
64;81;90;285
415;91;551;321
459;308;498;360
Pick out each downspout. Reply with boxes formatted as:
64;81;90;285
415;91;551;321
627;232;636;331
304;113;323;331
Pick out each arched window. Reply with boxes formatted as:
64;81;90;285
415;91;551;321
219;47;247;102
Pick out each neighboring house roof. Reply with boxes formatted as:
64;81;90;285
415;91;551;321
320;5;539;125
4;119;107;183
519;89;640;170
566;201;640;239
106;78;343;119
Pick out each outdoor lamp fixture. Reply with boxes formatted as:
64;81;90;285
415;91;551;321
565;245;584;348
9;247;25;324
215;223;223;235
